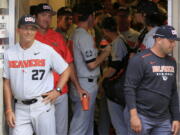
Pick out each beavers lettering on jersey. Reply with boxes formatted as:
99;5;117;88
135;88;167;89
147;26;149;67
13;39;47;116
8;59;45;68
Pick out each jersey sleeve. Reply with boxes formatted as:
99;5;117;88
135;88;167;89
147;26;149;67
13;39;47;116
50;48;68;75
111;38;127;62
143;36;155;49
124;55;145;110
79;34;97;63
3;51;10;79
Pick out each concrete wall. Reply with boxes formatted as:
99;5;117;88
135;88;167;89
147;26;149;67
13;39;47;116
171;5;180;134
0;69;4;135
171;0;180;90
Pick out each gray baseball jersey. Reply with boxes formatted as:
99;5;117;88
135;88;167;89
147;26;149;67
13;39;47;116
107;35;128;135
72;27;100;78
142;27;159;49
110;35;128;61
3;40;68;100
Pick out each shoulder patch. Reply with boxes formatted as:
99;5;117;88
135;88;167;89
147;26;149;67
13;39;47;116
85;50;93;57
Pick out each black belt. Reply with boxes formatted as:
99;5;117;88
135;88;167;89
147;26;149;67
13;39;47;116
22;99;37;105
15;96;47;105
88;78;94;82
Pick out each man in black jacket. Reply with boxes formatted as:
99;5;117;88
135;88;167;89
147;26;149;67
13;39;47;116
124;25;180;135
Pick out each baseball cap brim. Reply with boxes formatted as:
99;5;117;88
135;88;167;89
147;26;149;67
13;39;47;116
20;24;39;29
153;35;180;41
35;9;56;16
36;3;56;16
169;37;180;41
38;10;56;16
46;10;56;16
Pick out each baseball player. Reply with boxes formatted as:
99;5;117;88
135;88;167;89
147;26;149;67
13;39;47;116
33;3;88;135
101;16;128;135
3;15;70;135
69;3;111;135
56;7;73;41
142;13;165;49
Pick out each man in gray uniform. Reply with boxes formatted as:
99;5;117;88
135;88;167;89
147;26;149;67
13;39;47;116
69;3;111;135
101;16;128;135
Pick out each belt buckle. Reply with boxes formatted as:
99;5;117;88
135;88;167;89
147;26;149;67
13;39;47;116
88;78;93;82
22;99;37;105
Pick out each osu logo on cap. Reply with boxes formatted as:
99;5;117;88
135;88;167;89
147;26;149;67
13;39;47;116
25;17;35;22
43;5;51;10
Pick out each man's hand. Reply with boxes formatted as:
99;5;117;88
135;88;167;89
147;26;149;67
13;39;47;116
42;90;60;104
171;120;180;135
6;111;16;128
77;87;90;100
130;115;142;133
101;45;112;54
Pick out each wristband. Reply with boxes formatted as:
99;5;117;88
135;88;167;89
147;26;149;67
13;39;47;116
5;109;12;114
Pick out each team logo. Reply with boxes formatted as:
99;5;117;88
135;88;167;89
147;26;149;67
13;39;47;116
85;50;93;57
43;5;51;10
162;76;168;81
34;52;40;55
25;17;35;22
149;61;156;65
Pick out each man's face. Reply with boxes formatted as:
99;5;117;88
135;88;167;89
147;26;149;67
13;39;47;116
88;13;95;28
117;12;131;31
17;25;37;42
158;38;176;55
133;13;145;24
36;12;52;30
73;13;80;24
57;15;72;32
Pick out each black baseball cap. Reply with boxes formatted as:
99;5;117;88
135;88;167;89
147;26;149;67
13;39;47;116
76;3;94;17
30;5;37;15
153;25;180;41
57;7;72;16
36;3;56;16
136;0;158;15
18;15;39;29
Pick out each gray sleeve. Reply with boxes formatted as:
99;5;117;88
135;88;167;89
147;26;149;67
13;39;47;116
111;38;127;62
143;36;155;49
78;34;97;63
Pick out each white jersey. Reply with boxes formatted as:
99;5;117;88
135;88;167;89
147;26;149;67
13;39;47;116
3;40;68;100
